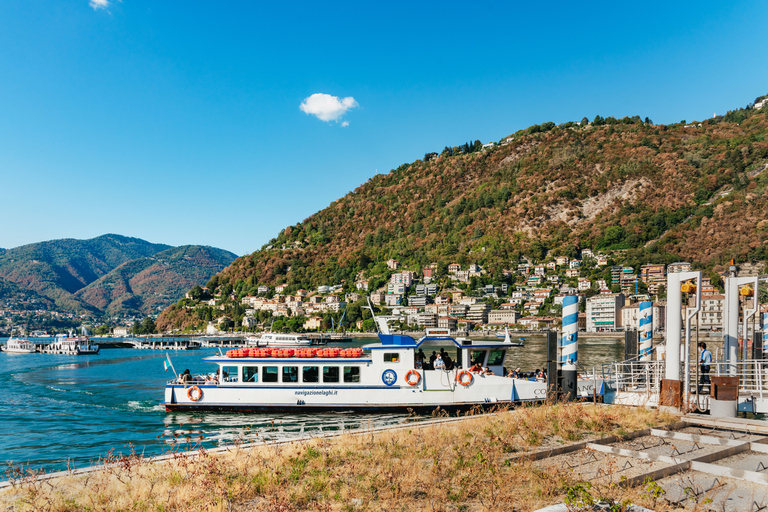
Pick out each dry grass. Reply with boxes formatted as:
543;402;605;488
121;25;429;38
1;404;686;511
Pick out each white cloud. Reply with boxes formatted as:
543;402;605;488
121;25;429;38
300;93;358;124
89;0;110;10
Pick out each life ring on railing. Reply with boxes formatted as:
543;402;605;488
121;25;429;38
187;385;202;402
405;369;421;386
457;371;473;387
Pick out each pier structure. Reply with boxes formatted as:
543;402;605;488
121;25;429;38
603;271;768;416
129;336;201;350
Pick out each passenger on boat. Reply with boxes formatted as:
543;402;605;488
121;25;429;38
433;354;445;369
469;362;483;373
416;349;426;366
482;367;494;376
429;351;437;369
506;367;521;378
443;353;454;370
536;369;547;381
180;369;192;384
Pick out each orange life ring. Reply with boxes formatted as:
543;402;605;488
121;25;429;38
405;369;421;386
187;385;202;402
457;370;473;387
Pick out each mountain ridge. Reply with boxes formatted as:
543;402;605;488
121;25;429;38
0;235;237;317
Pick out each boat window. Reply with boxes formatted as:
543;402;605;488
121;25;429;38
343;367;360;383
282;366;299;383
323;366;339;383
302;366;319;383
470;350;487;366
384;353;400;363
242;366;258;383
263;366;279;383
487;349;506;366
222;366;239;383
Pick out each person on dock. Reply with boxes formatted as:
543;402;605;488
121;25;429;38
698;342;711;393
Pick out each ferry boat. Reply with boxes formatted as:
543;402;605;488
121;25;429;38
1;337;38;353
245;332;321;348
164;327;603;413
40;334;100;355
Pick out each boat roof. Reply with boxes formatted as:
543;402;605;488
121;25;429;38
362;333;518;350
203;355;372;364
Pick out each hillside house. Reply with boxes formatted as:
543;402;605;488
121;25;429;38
304;316;323;330
387;259;400;270
369;292;385;305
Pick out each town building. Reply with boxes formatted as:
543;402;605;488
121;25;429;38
698;294;724;331
488;309;520;325
586;293;626;332
620;302;666;333
467;303;491;324
668;262;692;273
639;264;666;295
417;313;438;329
369;292;385;305
438;316;457;331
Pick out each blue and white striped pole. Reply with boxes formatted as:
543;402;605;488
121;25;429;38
763;313;768;359
561;295;579;400
639;301;653;361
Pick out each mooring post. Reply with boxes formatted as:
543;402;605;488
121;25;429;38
546;330;558;401
561;295;579;401
638;301;653;361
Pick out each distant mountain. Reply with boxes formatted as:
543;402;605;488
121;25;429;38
0;235;237;316
158;92;768;330
76;245;238;315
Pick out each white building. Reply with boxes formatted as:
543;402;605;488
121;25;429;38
620;302;666;333
697;294;724;331
488;310;520;324
586;293;626;332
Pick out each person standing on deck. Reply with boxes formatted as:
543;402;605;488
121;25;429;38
698;342;711;393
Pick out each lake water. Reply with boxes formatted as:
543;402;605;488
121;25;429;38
0;335;625;477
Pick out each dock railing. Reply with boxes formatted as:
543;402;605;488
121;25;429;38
712;358;768;400
602;360;665;396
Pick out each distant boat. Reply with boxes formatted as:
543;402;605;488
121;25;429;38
245;332;318;348
40;333;100;355
1;337;37;354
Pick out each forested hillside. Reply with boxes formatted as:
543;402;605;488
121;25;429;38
158;94;768;330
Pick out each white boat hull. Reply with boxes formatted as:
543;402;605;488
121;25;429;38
164;331;603;413
1;347;37;354
165;368;603;412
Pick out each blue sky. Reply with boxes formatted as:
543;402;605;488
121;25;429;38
1;1;767;256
